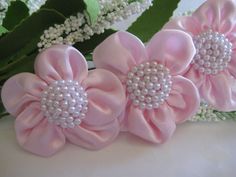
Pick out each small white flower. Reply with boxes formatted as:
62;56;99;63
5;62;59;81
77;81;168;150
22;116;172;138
38;0;153;51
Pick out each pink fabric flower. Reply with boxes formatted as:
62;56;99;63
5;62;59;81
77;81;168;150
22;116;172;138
164;0;236;111
1;45;125;157
93;30;200;143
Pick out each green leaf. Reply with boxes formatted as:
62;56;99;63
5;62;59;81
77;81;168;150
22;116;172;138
0;101;8;118
41;0;86;17
0;53;36;85
0;26;8;36
128;0;180;42
2;1;29;31
0;9;65;66
83;0;100;25
0;37;39;73
85;53;93;61
73;29;116;55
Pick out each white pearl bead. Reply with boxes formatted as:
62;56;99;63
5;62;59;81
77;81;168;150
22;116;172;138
140;102;146;109
132;83;138;89
80;113;86;119
133;99;140;105
73;111;80;117
69;99;77;106
82;107;88;113
68;106;75;113
66;116;74;123
141;89;148;95
41;105;47;111
132;67;138;73
62;111;69;117
55;108;62;114
138;95;145;101
56;94;64;101
144;62;150;67
153;102;159;108
60;117;66;122
153;83;161;90
128;72;134;78
126;79;133;85
133;77;140;83
137;71;144;77
151;69;157;74
47;100;53;106
146;82;153;89
76;105;83;110
144;68;151;74
138;81;145;88
61;101;69;108
74;118;81;125
146;104;153;109
134;90;141;96
138;64;144;69
145;97;152;103
69;87;75;92
151;76;158;83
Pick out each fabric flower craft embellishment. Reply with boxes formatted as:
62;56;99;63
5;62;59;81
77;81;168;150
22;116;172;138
164;0;236;111
93;30;200;143
1;45;125;157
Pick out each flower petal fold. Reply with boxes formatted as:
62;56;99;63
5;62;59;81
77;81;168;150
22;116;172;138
64;119;119;150
146;29;195;75
15;102;65;157
127;104;176;143
192;0;236;33
200;71;236;111
93;31;147;82
166;76;200;123
82;69;125;126
1;73;47;116
35;45;88;84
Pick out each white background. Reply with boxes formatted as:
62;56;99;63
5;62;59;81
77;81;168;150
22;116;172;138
1;0;236;177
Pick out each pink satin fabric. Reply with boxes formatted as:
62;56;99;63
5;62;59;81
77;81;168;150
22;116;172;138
93;30;200;143
164;0;236;111
1;45;125;157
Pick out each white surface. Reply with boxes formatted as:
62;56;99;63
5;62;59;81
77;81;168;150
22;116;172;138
1;0;236;177
1;117;236;177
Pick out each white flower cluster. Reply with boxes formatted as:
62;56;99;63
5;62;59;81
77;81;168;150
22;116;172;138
38;0;153;51
27;0;46;14
0;0;10;25
190;102;226;122
0;0;46;25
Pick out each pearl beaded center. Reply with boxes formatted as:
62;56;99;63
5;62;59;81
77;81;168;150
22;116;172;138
40;80;88;128
192;29;232;74
126;61;172;110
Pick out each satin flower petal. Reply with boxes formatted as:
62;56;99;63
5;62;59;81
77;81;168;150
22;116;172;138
35;45;88;84
166;76;200;123
183;65;206;88
200;71;236;111
146;29;195;75
192;0;236;33
82;69;126;126
127;104;176;143
15;102;65;157
163;16;202;35
227;54;236;79
64;119;119;150
93;31;148;82
1;73;47;116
